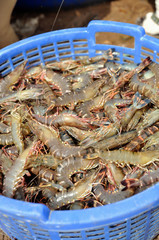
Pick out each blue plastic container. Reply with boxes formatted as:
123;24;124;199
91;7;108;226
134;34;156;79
16;0;103;9
0;20;159;240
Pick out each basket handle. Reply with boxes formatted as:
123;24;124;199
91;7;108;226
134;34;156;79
87;20;145;41
87;20;146;63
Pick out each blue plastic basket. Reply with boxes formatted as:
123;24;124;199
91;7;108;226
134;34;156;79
16;0;103;9
0;20;159;240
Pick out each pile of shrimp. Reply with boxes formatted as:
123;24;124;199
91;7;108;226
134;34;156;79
0;48;159;210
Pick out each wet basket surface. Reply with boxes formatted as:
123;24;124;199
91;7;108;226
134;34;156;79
0;20;159;240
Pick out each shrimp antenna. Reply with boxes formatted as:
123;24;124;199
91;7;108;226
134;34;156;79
51;0;65;31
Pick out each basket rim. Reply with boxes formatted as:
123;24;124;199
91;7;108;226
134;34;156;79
0;183;158;228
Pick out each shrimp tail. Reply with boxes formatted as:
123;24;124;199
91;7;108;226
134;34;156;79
133;91;150;110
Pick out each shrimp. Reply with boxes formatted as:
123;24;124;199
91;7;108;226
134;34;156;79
0;133;13;145
0;61;26;94
46;169;98;209
45;49;113;72
3;141;37;198
59;130;75;146
95;149;159;166
64;126;94;142
51;79;104;107
25;186;43;202
38;81;56;105
93;184;134;204
129;73;159;107
31;110;91;130
3;146;19;164
76;94;109;118
121;168;159;190
126;108;147;131
27;117;85;159
39;181;66;192
25;65;43;79
120;92;150;130
0;149;13;174
26;154;61;169
123;166;144;181
30;166;55;182
116;56;152;88
91;130;137;150
106;163;125;189
142;131;159;151
77;49;114;65
137;109;159;130
104;98;132;124
124;121;159;151
56;156;99;188
46;59;80;71
42;69;71;95
71;73;93;91
0;88;42;104
11;108;24;154
80;122;120;148
31;104;48;116
148;61;159;88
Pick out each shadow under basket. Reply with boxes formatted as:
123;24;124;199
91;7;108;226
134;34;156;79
0;20;159;240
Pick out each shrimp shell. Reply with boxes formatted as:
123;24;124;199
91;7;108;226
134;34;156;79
43;69;71;95
3;142;36;198
116;57;152;88
56;156;99;188
26;154;60;169
64;126;94;142
126;108;147;131
106;163;124;188
31;166;55;182
91;130;137;150
0;61;26;94
137;109;159;130
51;79;104;107
80;123;120;148
97;149;159;166
71;73;93;91
129;73;159;107
104;98;132;124
120;92;150;130
148;61;159;88
27;118;85;159
93;184;134;204
46;169;98;209
0;89;42;104
59;130;75;146
76;94;108;118
0;150;13;174
121;168;159;190
142;131;159;151
32;110;91;130
11;109;24;154
0;132;13;145
124;121;159;151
